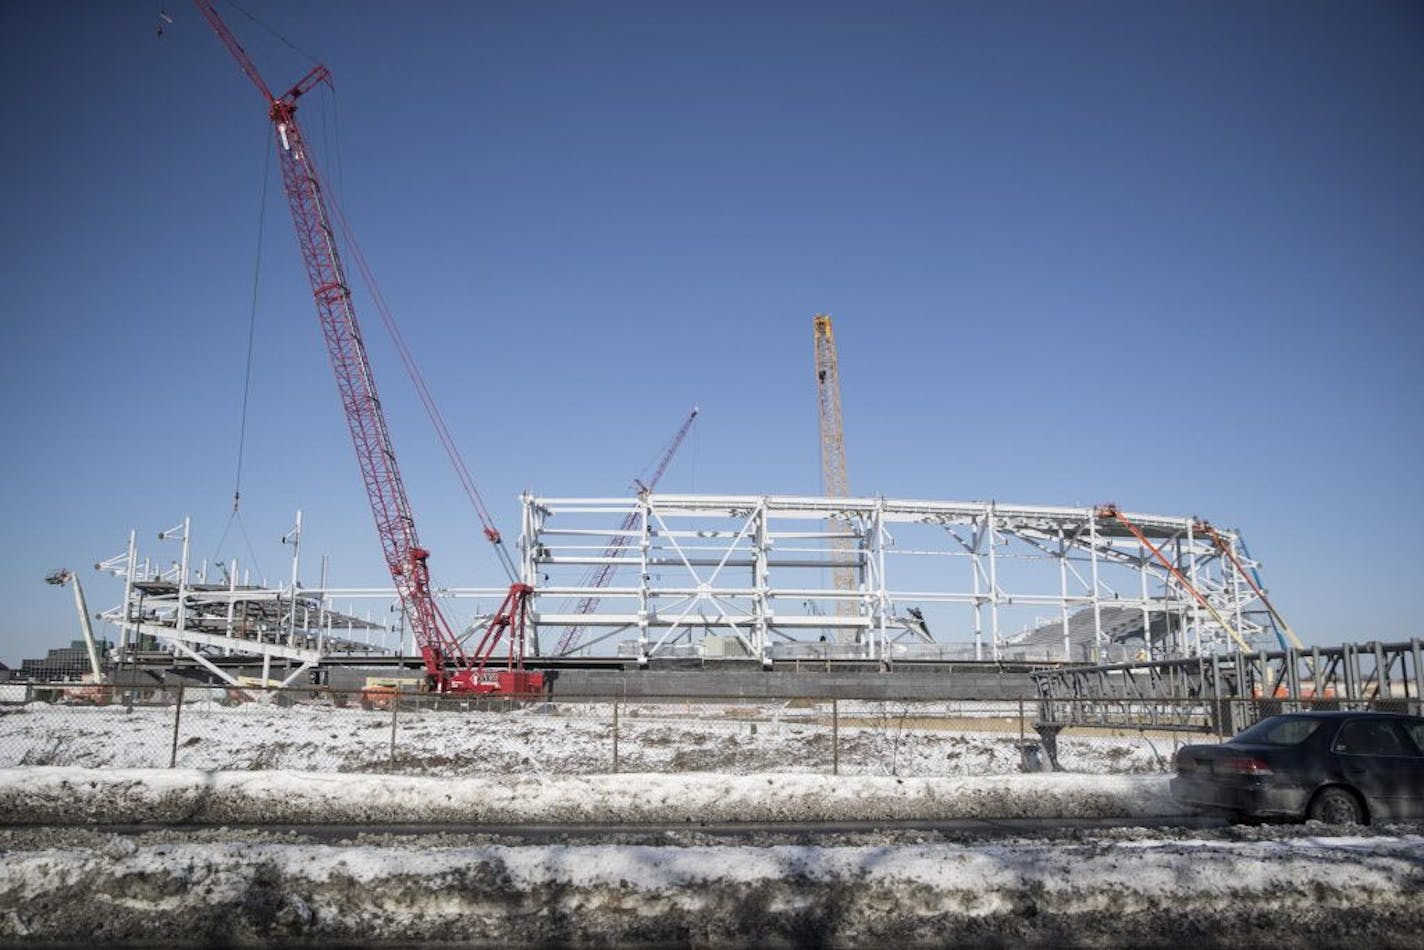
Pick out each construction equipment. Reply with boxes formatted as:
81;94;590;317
554;407;699;656
194;1;540;694
812;314;857;618
358;675;422;710
43;569;105;684
1195;520;1304;651
1095;504;1252;653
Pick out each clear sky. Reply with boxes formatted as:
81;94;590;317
1;1;1421;665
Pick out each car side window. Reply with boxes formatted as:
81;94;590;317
1403;722;1424;756
1334;719;1409;756
1234;716;1321;745
1265;719;1321;745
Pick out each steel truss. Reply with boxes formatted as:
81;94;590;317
522;494;1281;664
1032;638;1424;734
94;515;504;687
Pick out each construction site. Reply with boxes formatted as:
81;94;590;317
6;5;1424;947
21;1;1416;720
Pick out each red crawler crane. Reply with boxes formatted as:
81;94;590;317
195;1;541;694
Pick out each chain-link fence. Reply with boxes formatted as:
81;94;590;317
0;685;1046;776
2;683;1417;776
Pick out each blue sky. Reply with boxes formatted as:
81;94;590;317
2;1;1420;664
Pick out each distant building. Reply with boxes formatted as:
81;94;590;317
17;640;111;682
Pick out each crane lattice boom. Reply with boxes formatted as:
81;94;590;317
813;315;857;616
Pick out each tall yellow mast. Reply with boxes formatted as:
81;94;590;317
813;314;856;617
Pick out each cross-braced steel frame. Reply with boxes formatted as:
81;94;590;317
522;493;1282;665
1032;638;1424;734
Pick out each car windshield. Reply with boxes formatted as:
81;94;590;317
1233;717;1322;746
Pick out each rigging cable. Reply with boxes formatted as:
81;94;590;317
232;130;271;516
223;0;320;65
327;197;518;583
210;129;273;581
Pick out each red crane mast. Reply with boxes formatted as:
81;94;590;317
194;1;540;694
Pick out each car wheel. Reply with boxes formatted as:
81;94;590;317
1309;787;1365;825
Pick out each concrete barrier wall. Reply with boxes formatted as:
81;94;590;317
544;668;1035;701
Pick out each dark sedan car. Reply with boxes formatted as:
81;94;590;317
1171;711;1424;824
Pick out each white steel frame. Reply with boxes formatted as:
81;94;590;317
94;512;507;686
523;493;1282;665
87;497;1283;676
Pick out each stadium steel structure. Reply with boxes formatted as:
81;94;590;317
522;493;1286;665
89;493;1285;678
94;517;408;687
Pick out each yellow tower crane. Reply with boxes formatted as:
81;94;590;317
813;314;857;620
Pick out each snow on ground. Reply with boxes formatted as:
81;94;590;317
2;699;1421;944
0;766;1177;825
2;828;1421;946
0;697;1176;776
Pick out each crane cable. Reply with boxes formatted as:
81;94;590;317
209;130;273;582
223;0;321;65
326;197;518;584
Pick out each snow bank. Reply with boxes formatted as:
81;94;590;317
0;766;1177;825
2;832;1420;946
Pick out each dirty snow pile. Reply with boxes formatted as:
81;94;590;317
2;829;1421;946
0;766;1177;825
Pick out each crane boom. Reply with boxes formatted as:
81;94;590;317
194;1;537;693
554;407;699;655
45;569;104;683
1096;505;1253;653
813;314;857;617
1195;520;1304;651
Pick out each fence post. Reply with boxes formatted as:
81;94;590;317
389;694;400;765
612;700;620;773
168;684;185;769
831;699;839;776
